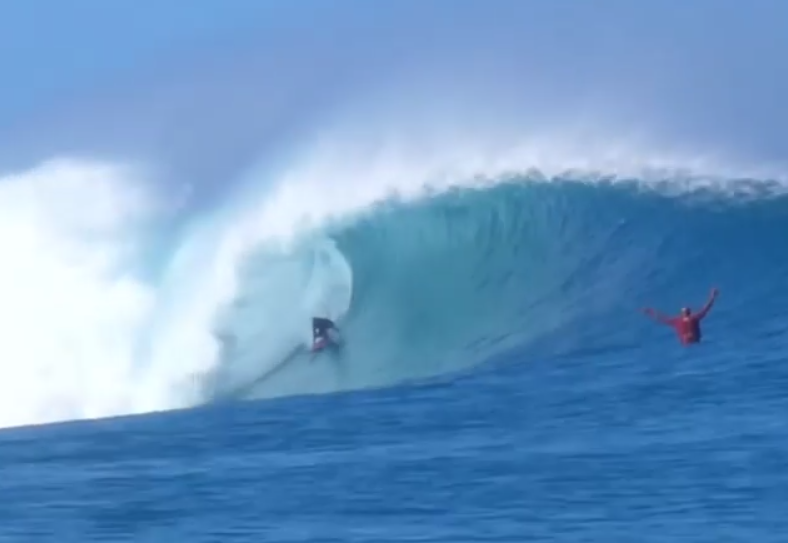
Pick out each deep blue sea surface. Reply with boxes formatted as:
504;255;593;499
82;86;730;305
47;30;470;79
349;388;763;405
1;180;787;542
2;354;787;542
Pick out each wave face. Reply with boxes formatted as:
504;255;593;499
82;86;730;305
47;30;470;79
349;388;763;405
203;176;788;404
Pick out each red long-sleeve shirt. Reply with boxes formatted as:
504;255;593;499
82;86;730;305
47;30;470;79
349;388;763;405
647;296;716;345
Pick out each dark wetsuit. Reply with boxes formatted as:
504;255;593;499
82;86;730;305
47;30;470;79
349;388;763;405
647;296;716;345
312;317;336;344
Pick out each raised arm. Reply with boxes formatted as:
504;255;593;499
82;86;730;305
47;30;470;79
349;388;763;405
695;288;719;320
641;307;675;325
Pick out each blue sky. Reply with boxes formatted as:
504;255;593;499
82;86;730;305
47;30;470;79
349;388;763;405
1;1;787;181
0;1;283;125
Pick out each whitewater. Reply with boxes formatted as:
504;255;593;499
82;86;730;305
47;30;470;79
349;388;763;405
0;126;785;429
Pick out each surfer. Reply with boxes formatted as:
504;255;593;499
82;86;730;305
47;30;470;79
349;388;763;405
641;288;719;345
312;316;339;351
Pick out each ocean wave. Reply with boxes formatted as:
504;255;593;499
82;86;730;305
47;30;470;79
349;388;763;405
2;141;786;429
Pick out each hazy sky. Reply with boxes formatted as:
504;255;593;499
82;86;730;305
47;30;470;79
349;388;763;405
0;1;276;122
1;1;787;184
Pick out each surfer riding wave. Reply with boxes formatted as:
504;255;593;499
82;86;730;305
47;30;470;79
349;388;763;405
312;317;340;351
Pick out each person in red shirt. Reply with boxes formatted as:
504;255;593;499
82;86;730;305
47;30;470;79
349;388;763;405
641;288;719;345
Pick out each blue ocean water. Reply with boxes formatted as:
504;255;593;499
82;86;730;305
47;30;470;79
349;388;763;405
1;177;787;541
